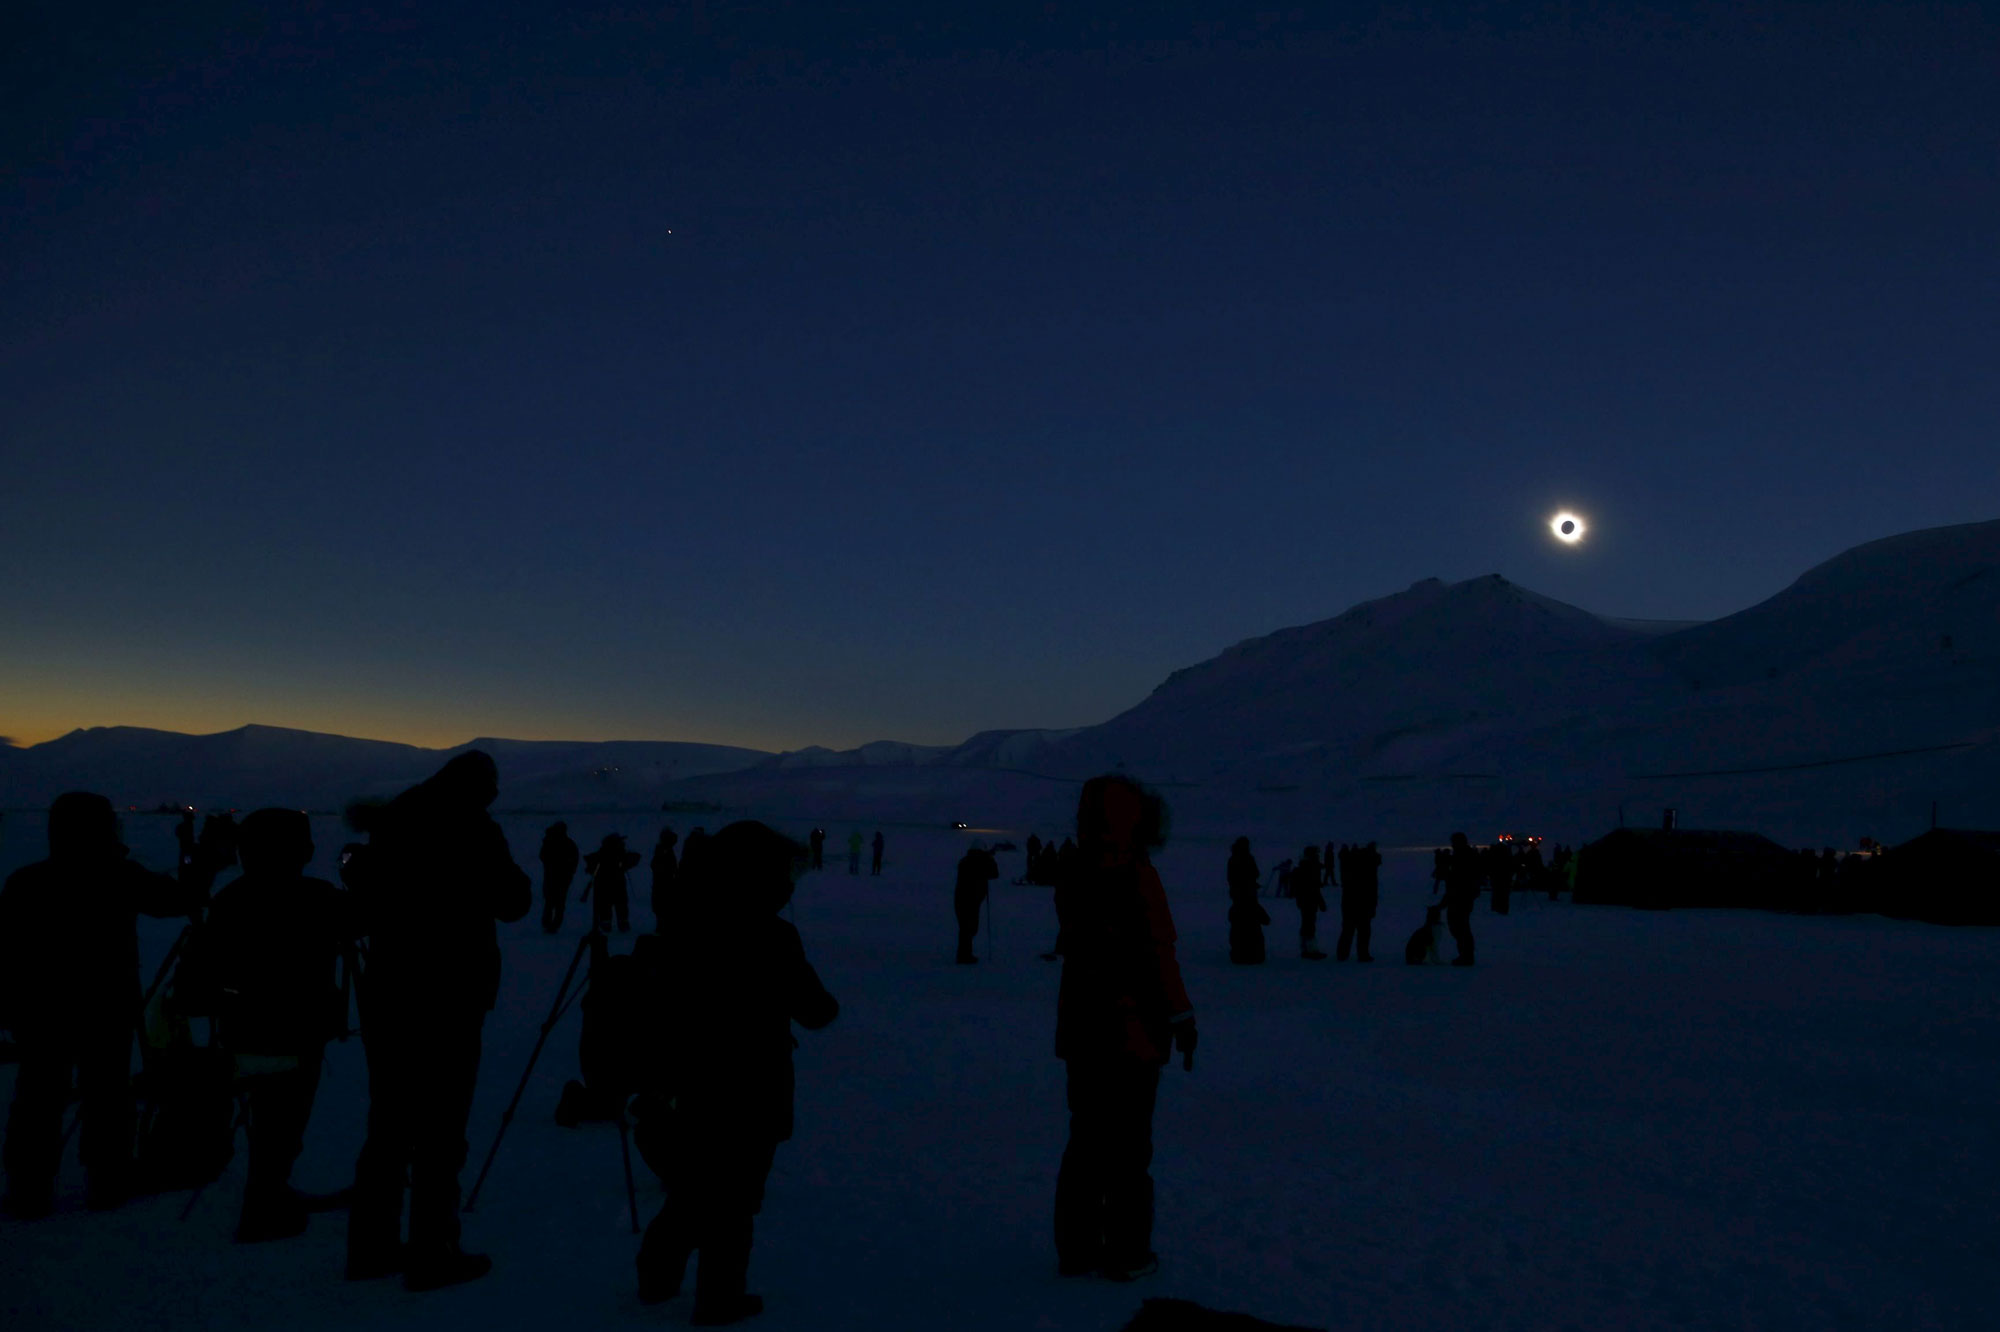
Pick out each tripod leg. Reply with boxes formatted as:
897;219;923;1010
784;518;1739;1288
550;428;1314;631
617;1111;640;1235
464;932;595;1213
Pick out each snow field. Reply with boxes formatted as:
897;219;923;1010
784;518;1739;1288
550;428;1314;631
3;816;1998;1330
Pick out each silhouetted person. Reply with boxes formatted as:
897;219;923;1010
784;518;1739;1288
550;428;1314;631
174;809;198;872
180;810;240;904
175;808;358;1242
1488;841;1514;915
954;845;998;963
808;828;825;871
585;833;642;933
651;827;680;928
343;751;530;1291
539;821;580;934
1293;846;1327;960
1052;776;1196;1281
1443;832;1482;966
870;830;885;876
846;829;863;875
1025;834;1044;883
1225;838;1267;965
1431;846;1450;899
1337;841;1380;962
1405;903;1445;965
1;792;196;1219
634;821;838;1322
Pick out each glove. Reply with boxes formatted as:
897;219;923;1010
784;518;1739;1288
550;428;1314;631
1173;1020;1198;1072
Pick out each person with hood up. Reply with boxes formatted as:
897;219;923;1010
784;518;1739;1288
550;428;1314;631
1051;776;1197;1282
1;793;197;1219
539;821;580;934
343;751;531;1291
584;832;642;934
634;821;838;1324
1225;837;1267;965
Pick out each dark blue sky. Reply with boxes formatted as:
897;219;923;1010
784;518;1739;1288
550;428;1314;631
4;2;1996;750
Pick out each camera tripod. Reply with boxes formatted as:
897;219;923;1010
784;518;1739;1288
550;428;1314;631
464;928;640;1233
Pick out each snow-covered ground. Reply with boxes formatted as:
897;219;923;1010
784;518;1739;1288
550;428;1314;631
5;815;1999;1331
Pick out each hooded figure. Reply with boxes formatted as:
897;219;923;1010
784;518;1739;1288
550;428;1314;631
1225;838;1267;965
634;821;838;1323
175;808;359;1242
1051;777;1197;1282
343;750;531;1291
1;793;195;1219
539;821;581;933
585;833;642;933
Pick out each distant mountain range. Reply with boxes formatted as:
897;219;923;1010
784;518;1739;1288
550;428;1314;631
0;727;769;812
6;519;1998;843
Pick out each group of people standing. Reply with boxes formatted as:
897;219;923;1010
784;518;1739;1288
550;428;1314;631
1227;839;1383;963
2;765;1198;1324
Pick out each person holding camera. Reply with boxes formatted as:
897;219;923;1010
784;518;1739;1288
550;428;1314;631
342;751;531;1291
1051;776;1197;1282
175;808;358;1242
635;820;838;1325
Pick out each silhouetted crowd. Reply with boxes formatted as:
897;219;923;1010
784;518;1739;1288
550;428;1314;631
1;762;1204;1326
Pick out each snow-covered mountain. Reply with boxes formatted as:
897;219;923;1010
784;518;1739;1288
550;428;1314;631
0;724;769;812
8;520;1998;844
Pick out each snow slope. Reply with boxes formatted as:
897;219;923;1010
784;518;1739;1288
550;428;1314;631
4;816;1997;1332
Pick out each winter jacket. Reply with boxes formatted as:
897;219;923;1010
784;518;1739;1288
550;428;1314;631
1054;858;1194;1066
0;853;192;1037
653;907;838;1141
176;872;359;1053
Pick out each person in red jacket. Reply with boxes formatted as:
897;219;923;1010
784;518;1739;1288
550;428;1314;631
1051;775;1197;1282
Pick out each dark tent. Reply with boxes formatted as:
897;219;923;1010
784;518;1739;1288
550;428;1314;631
1574;827;1800;911
1873;829;2000;926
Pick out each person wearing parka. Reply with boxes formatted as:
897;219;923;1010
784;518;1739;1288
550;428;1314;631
1051;776;1197;1281
635;820;838;1324
1225;837;1268;964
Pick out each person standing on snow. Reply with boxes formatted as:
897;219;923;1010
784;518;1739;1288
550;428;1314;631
845;830;863;875
954;844;998;964
539;821;580;934
650;827;680;929
1443;831;1483;966
343;751;531;1291
584;833;642;934
870;830;885;876
634;821;838;1323
1336;841;1380;962
1292;845;1327;960
1051;776;1197;1282
1;793;197;1219
1226;837;1267;965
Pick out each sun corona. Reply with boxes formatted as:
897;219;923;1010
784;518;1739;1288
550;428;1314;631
1550;512;1586;545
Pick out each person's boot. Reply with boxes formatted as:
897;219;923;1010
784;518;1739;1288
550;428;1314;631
1;1182;55;1221
636;1211;693;1305
402;1243;493;1292
237;1185;311;1243
345;1195;406;1280
1099;1251;1160;1281
84;1164;135;1212
690;1217;761;1325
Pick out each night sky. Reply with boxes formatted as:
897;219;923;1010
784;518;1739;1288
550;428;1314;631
5;2;1996;751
